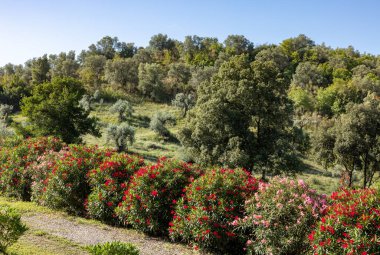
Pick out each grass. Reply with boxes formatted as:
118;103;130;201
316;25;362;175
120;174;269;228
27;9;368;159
8;230;88;255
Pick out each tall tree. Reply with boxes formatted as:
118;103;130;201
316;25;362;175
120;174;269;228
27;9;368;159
105;57;138;92
138;63;166;101
31;54;50;85
180;51;298;177
21;78;99;143
79;55;106;91
49;51;79;79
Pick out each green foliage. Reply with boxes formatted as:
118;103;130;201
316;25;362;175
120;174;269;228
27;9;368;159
169;168;258;254
106;123;135;152
0;205;27;253
238;177;327;255
105;57;138;92
313;94;380;188
149;111;176;138
137;63;166;101
21;77;100;143
79;55;106;91
109;99;133;122
87;241;139;255
180;52;299;177
0;104;13;122
288;86;314;113
171;93;195;117
49;51;79;79
31;54;50;85
116;158;202;235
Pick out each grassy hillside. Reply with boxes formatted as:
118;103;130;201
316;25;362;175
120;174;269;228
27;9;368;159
82;101;184;162
12;99;378;195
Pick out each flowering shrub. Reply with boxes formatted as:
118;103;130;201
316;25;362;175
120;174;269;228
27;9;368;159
238;177;327;255
116;158;202;235
309;188;380;255
29;151;62;204
40;145;114;215
169;168;258;254
0;137;63;200
86;153;144;223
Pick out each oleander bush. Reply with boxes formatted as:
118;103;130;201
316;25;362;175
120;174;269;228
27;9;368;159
237;177;328;255
0;136;63;200
309;188;380;255
169;168;258;254
86;153;144;223
0;205;27;253
40;145;114;215
29;150;63;204
116;157;202;235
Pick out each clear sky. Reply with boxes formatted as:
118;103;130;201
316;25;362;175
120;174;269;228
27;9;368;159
0;0;379;66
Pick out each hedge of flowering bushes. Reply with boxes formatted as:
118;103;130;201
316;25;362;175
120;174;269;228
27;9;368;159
0;137;63;200
309;188;380;255
116;158;203;235
0;136;379;254
86;153;144;223
40;145;114;215
238;177;328;255
169;168;258;254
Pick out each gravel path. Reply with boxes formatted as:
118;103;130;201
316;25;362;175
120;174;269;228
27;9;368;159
22;213;198;255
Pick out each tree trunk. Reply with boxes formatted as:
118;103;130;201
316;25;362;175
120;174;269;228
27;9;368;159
363;153;368;188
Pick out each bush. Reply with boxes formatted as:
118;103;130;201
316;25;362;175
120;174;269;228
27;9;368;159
29;151;62;204
116;158;202;235
0;137;64;200
87;241;139;255
238;177;328;255
169;168;258;254
309;188;380;255
0;205;27;253
86;153;144;223
40;145;114;215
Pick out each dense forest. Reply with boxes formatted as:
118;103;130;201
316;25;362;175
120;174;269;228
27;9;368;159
0;34;379;187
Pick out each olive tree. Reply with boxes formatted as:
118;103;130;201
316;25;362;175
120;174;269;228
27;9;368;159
106;122;135;152
109;99;133;122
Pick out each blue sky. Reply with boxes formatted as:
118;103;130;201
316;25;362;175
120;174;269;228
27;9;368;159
0;0;379;66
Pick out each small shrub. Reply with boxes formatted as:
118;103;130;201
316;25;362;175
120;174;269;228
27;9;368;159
86;153;144;223
309;188;380;255
0;205;27;253
169;168;258;254
116;158;202;235
87;241;139;255
238;177;328;255
40;145;114;215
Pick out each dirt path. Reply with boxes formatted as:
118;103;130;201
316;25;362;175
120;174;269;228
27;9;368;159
21;213;198;255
